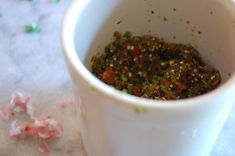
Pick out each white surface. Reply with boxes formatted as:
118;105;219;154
0;0;234;156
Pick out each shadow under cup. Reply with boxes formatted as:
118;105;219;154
63;0;235;156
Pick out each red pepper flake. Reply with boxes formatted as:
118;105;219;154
172;35;176;39
131;85;142;96
133;48;140;56
175;81;187;91
101;69;115;84
169;44;177;50
140;56;145;64
164;94;174;100
102;69;113;80
161;79;170;86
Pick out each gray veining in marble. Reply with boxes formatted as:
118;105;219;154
0;0;234;156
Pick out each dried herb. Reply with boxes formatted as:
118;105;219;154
91;32;221;100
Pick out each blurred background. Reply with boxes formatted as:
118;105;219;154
0;0;234;155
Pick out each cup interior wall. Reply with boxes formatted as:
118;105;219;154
74;0;235;84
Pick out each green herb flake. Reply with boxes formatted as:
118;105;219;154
25;24;41;33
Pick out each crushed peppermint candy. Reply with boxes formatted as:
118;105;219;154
0;91;65;155
0;107;15;121
0;91;33;120
9;120;22;137
24;115;63;139
38;142;50;155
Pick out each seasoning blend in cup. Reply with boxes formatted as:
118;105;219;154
62;0;235;156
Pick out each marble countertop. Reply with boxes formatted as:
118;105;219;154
0;0;234;156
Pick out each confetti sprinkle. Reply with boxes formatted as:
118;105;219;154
25;24;41;33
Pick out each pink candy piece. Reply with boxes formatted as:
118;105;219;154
0;91;34;121
0;107;15;121
24;116;63;139
1;91;64;155
38;142;50;155
11;92;30;112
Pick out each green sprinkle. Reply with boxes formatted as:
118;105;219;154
51;0;60;3
133;106;148;114
25;24;41;33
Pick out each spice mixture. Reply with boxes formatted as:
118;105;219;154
91;32;221;100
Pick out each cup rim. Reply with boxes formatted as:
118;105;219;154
61;0;235;109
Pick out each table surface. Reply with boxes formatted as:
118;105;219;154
0;0;234;156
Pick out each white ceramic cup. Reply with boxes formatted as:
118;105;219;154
61;0;235;156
